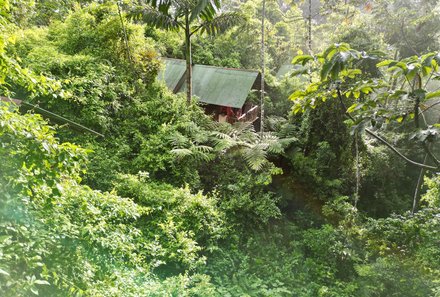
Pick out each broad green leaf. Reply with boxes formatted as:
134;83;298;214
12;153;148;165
320;60;335;80
421;53;436;66
426;90;440;100
347;103;359;113
405;64;421;81
323;47;338;60
344;69;362;78
353;91;361;99
360;86;373;94
292;55;314;66
376;59;395;67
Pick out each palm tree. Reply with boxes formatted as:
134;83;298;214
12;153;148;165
130;0;244;104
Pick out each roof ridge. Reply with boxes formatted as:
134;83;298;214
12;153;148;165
160;57;259;74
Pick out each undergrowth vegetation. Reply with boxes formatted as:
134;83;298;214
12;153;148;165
1;0;439;296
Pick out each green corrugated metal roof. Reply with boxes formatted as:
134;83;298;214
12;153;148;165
180;64;259;108
158;58;186;91
158;58;259;108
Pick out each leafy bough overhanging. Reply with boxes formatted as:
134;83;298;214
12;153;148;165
290;43;440;172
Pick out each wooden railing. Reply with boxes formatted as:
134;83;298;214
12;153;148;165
237;105;259;123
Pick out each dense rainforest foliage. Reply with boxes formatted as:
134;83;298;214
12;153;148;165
0;0;439;296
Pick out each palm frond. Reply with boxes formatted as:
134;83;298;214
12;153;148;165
198;12;245;35
189;0;220;22
144;0;173;13
131;5;181;30
173;0;196;12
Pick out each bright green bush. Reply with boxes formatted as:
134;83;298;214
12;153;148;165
0;103;224;296
0;103;146;295
112;173;225;273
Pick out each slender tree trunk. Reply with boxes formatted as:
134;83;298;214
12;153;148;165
260;0;265;136
354;131;360;207
307;0;312;54
412;154;428;214
185;15;192;105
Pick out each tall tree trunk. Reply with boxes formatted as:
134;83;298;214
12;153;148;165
412;154;428;214
307;0;312;54
354;131;360;207
185;15;192;105
260;0;265;136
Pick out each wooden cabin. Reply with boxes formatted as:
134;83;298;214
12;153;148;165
158;58;260;124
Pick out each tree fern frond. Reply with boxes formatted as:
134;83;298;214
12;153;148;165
211;131;233;140
170;148;193;159
192;131;209;144
167;131;189;146
193;145;213;153
267;141;283;154
195;151;215;162
212;138;237;151
279;137;298;147
277;123;298;138
243;145;268;171
181;120;199;134
261;131;278;141
266;116;288;131
191;147;214;162
231;121;254;134
211;122;235;137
